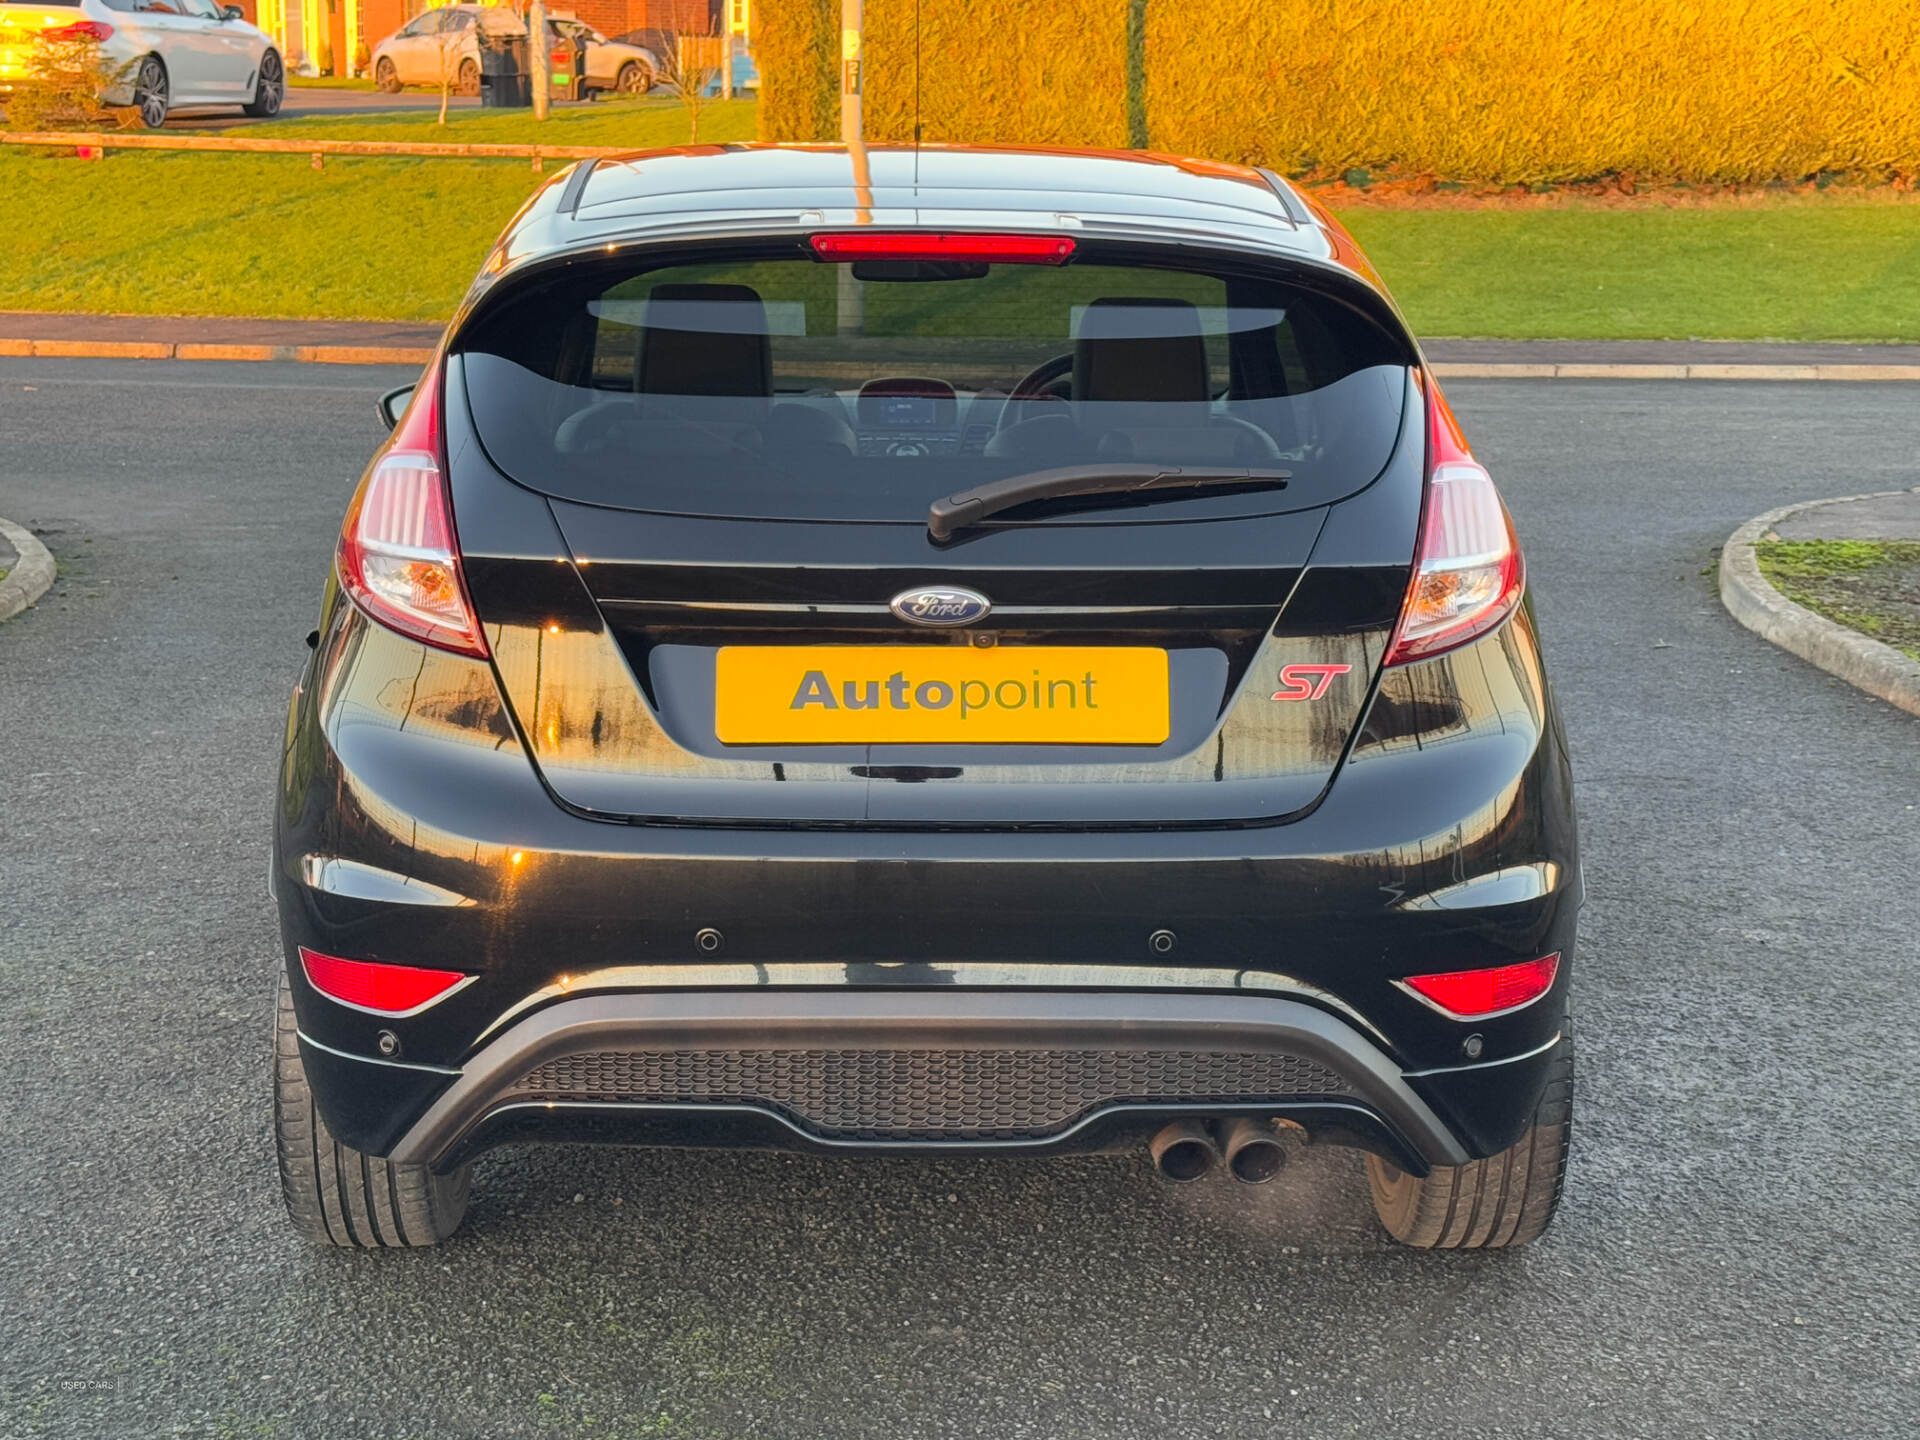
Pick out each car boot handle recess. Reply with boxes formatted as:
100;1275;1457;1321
927;464;1291;542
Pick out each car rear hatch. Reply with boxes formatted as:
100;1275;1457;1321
446;231;1424;827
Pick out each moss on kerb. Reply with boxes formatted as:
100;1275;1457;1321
1756;539;1920;661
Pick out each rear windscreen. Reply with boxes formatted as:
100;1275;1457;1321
456;247;1412;524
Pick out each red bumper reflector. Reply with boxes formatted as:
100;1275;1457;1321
298;947;470;1014
809;232;1076;264
1402;954;1560;1018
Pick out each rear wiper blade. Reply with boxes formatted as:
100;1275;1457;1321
927;464;1290;542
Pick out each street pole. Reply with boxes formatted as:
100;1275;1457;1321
721;4;734;101
529;0;549;120
836;0;864;336
840;0;861;145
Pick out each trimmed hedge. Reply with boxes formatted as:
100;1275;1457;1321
755;0;836;142
861;0;1131;147
755;0;1920;184
1143;0;1920;184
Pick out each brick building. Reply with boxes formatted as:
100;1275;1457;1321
242;0;728;76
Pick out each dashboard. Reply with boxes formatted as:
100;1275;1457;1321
854;377;983;457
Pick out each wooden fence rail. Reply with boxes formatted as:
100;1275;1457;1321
0;129;642;169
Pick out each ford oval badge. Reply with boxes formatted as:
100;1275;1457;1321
890;586;992;627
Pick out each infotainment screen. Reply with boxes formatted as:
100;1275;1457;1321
858;381;958;430
880;396;937;427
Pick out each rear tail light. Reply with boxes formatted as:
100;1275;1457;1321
336;364;490;658
810;233;1076;264
1399;954;1560;1019
1384;381;1525;665
45;20;115;40
299;947;473;1015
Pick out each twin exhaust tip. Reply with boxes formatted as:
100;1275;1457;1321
1149;1118;1301;1184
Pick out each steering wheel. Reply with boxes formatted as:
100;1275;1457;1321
996;352;1075;431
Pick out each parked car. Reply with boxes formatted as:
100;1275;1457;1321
370;3;657;98
547;12;659;96
0;0;283;127
368;3;510;97
273;145;1578;1251
610;27;754;94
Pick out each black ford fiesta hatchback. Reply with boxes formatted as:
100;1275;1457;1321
272;145;1577;1249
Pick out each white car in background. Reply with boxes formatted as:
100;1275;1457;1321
370;3;658;98
0;0;283;126
549;12;660;97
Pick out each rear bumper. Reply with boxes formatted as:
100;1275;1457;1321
277;596;1580;1170
295;987;1574;1175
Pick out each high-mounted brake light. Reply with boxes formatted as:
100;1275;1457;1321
1384;381;1525;665
810;233;1076;265
336;365;490;658
298;947;474;1016
44;20;115;40
1399;954;1560;1019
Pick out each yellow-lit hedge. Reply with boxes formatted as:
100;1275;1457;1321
757;0;1920;182
755;0;837;142
860;0;1131;148
1144;0;1920;183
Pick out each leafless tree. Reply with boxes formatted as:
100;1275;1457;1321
432;22;475;125
656;31;721;142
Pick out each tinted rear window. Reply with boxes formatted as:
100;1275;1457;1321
457;246;1411;524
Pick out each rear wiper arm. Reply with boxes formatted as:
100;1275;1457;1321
927;464;1290;542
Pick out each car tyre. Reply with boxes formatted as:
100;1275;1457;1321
374;56;401;93
1366;1025;1572;1249
272;972;471;1248
615;61;650;95
455;58;480;97
242;48;284;118
132;55;168;129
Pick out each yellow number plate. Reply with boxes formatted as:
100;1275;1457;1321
715;646;1170;745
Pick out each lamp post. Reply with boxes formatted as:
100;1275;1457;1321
836;0;867;336
840;0;860;144
529;0;549;120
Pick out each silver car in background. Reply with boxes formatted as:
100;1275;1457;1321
370;3;658;98
0;0;283;126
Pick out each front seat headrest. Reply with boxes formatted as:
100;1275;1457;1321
1072;298;1210;405
636;283;773;397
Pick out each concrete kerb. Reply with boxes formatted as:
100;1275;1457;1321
1719;490;1920;719
0;338;437;365
5;333;1920;378
1430;362;1920;382
0;514;56;624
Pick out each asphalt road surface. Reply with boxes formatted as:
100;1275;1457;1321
165;85;480;128
2;359;1917;1439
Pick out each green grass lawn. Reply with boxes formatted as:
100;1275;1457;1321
285;75;379;91
0;147;534;318
1341;201;1920;340
1;134;1918;333
224;96;756;147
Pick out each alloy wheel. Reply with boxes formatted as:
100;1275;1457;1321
255;50;283;116
135;57;168;129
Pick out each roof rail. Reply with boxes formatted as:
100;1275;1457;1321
556;158;598;217
1256;169;1312;226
